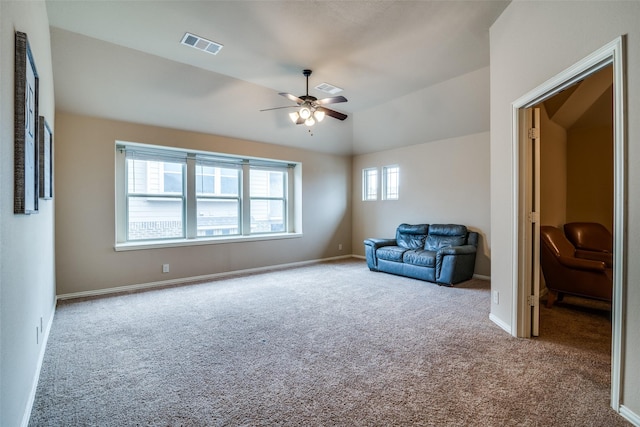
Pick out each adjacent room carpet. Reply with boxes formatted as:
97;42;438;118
29;259;628;426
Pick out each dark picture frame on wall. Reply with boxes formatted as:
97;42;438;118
39;117;53;199
14;31;39;214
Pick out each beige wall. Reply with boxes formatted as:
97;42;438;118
567;125;614;231
538;90;614;232
55;113;352;295
539;104;567;228
0;2;56;426
351;132;491;277
490;1;640;420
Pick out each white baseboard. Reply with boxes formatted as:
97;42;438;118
57;255;357;301
620;405;640;426
21;301;56;427
489;313;512;335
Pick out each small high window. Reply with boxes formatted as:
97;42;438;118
362;168;378;201
383;165;399;200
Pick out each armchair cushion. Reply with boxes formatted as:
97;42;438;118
403;249;437;268
424;224;467;251
377;246;409;263
564;222;613;267
396;223;429;249
564;222;612;253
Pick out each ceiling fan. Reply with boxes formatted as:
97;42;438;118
261;69;348;126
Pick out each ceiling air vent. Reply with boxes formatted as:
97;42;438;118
315;82;343;95
181;32;223;55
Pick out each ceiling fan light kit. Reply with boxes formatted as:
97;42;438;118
263;69;348;127
299;106;312;120
289;104;326;127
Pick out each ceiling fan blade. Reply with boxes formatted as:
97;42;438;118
318;107;348;121
315;96;348;106
259;106;298;112
279;92;304;104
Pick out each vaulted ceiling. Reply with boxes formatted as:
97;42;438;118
46;1;510;155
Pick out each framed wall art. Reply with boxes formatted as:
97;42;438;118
39;117;53;199
14;31;39;214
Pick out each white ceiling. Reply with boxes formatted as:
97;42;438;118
46;0;509;155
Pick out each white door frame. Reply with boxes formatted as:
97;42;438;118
510;37;625;411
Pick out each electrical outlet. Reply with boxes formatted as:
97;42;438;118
338;243;343;250
492;290;499;305
162;264;170;273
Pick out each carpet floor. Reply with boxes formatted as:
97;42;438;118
29;259;628;426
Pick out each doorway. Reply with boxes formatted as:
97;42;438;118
512;37;625;410
535;64;613;332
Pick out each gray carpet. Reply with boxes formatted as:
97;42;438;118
29;259;628;426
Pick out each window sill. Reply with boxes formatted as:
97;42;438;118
114;232;303;252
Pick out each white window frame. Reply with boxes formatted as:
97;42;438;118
115;142;301;251
382;165;399;200
362;167;378;201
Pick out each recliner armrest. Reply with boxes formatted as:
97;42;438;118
364;238;396;272
364;238;397;250
437;245;477;256
435;244;478;285
557;255;606;272
575;249;613;267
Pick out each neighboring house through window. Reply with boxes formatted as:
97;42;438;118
195;162;240;237
115;142;299;247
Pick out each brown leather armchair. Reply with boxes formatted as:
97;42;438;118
540;225;612;307
564;222;613;267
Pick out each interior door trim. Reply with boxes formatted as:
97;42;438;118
509;36;625;412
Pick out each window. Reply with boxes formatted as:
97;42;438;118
195;163;240;237
163;162;183;193
362;168;378;201
383;165;399;200
116;142;298;246
126;157;186;241
250;168;286;233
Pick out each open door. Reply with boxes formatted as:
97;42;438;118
522;107;541;336
512;37;624;410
